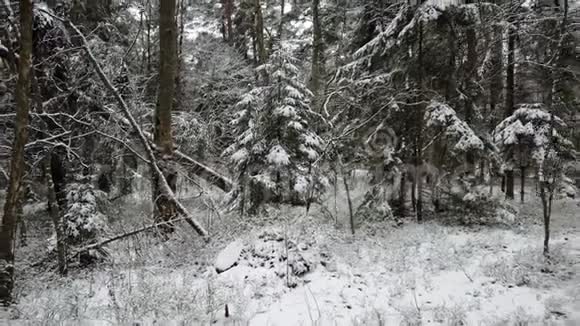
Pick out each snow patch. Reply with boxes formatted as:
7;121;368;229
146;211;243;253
215;240;244;273
267;145;291;166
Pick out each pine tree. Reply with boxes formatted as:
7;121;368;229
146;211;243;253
225;49;325;213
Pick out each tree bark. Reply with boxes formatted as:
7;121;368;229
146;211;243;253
254;0;267;64
505;1;516;200
416;20;425;223
279;0;285;42
310;0;323;108
146;0;152;73
0;0;32;305
178;0;185;57
50;149;67;211
224;0;234;43
520;166;525;202
464;4;477;168
45;158;67;276
489;23;503;122
398;171;407;216
338;156;354;235
342;171;354;235
411;168;416;212
154;0;179;228
540;180;550;255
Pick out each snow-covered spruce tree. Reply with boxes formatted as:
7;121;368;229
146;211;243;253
224;49;325;214
493;104;576;201
494;104;576;254
332;3;504;221
422;100;503;222
57;182;111;264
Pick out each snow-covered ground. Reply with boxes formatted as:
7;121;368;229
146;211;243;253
9;187;580;325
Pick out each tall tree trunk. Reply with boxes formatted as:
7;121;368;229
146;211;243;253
0;0;32;305
464;5;477;168
120;153;137;196
224;0;234;43
415;19;425;222
50;149;68;212
45;158;67;275
504;1;516;200
279;0;285;42
178;0;185;57
153;0;179;227
339;157;354;235
17;193;26;248
490;23;503;121
255;0;267;64
540;177;550;255
146;0;152;73
520;166;525;202
310;0;323;109
397;171;407;216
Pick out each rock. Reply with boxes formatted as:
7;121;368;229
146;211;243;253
215;240;244;273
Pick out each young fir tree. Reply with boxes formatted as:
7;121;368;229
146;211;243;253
494;104;576;254
224;49;325;214
493;104;575;200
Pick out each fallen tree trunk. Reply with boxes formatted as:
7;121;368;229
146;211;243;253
174;150;233;192
30;218;187;268
62;18;209;238
72;218;186;256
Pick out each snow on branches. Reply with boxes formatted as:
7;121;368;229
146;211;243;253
493;104;574;169
424;100;484;154
224;50;326;211
64;183;109;245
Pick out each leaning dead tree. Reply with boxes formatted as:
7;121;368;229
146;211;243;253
56;16;210;238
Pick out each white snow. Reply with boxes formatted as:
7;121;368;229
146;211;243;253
183;16;221;42
127;5;142;21
288;121;304;130
299;144;318;160
215;240;245;273
13;195;580;324
236;93;259;108
267;145;291;166
302;133;322;148
274;105;297;118
293;175;309;194
231;148;249;164
425;101;484;152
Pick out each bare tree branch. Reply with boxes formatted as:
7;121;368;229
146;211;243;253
71;218;187;256
44;13;210;238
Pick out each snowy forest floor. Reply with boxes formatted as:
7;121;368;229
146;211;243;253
4;181;580;325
